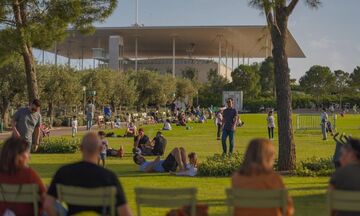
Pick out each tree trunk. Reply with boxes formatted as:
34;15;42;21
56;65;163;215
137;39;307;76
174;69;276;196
12;0;39;103
47;102;54;128
1;99;10;129
271;10;296;171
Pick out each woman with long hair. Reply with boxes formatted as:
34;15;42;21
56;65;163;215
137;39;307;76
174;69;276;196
231;138;294;216
0;137;46;216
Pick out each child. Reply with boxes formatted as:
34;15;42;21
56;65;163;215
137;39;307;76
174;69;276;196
267;111;275;140
162;119;172;131
175;152;198;177
71;116;78;137
98;131;109;167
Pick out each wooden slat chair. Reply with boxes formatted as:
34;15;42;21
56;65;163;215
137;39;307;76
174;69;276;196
56;184;117;216
0;183;40;216
327;190;360;215
135;187;197;216
226;188;288;216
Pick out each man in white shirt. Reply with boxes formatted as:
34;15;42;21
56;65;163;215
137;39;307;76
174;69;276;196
320;108;328;140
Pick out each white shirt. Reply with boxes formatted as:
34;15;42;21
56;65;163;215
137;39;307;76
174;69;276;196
71;119;78;128
321;112;328;123
215;112;223;125
267;116;275;128
175;164;197;177
163;122;172;130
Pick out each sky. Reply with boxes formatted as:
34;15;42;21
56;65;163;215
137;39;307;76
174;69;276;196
95;0;360;80
36;0;360;80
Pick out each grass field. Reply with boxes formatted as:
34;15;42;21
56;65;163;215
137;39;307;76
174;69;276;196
29;114;360;216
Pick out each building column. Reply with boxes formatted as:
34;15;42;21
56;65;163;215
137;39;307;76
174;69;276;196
218;39;222;74
231;46;234;72
54;42;58;66
67;41;71;67
237;51;240;67
265;34;269;58
81;47;84;70
109;35;121;71
225;45;228;79
172;37;176;78
135;37;138;72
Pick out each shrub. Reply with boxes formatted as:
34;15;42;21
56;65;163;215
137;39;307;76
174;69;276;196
36;137;80;153
198;153;243;177
295;157;334;177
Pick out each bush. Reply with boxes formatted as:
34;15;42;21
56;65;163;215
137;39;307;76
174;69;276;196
295;157;334;177
36;137;80;153
198;153;243;177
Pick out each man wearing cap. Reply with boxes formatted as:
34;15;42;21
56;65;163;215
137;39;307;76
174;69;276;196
12;99;42;152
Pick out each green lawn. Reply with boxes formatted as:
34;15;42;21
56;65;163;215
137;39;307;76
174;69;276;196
29;114;360;216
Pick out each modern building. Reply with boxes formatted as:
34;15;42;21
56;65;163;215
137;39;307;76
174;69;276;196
51;25;305;82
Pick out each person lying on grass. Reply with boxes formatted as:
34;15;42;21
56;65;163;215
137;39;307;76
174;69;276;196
172;152;198;177
133;147;191;173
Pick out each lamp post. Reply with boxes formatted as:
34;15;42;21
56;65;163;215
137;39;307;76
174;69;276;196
82;86;86;115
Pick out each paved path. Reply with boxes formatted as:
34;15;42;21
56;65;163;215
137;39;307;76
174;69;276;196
0;126;92;141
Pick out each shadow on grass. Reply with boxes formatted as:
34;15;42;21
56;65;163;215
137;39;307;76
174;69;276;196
29;163;169;178
293;193;326;216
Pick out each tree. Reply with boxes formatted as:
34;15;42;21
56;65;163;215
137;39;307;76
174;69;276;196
231;64;261;100
198;68;229;106
0;0;117;102
350;66;360;92
259;57;275;97
248;0;322;170
299;65;335;104
38;65;81;126
175;78;196;104
334;70;351;108
111;72;137;111
130;70;177;109
181;67;199;81
0;55;26;128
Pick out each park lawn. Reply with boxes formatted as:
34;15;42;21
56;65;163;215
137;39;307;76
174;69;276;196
29;114;360;216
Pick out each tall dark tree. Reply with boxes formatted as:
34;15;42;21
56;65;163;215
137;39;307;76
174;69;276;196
248;0;322;170
259;57;275;97
299;65;335;105
334;70;351;108
181;67;199;81
350;66;360;92
231;64;261;100
0;0;117;102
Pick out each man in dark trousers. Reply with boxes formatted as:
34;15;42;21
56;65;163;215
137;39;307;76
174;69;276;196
221;98;238;155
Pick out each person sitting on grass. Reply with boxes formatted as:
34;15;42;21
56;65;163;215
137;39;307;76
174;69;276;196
124;122;137;137
329;138;360;216
133;147;189;173
0;137;46;216
151;132;167;156
44;132;133;216
162;119;172;131
173;152;198;177
133;128;153;156
98;131;109;167
231;138;294;216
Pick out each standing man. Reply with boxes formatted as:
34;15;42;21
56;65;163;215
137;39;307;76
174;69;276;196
321;108;328;140
221;98;238;155
86;100;95;130
12;99;42;152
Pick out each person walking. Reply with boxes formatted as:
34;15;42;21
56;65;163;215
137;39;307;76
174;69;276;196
321;108;328;140
221;98;238;155
267;110;275;140
86;100;95;130
12;99;42;152
215;110;223;140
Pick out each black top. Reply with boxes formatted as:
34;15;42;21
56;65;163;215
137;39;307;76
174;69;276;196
222;108;237;131
152;136;167;155
47;161;126;215
330;164;360;216
134;135;150;148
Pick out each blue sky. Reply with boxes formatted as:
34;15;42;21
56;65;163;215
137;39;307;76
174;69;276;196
95;0;360;79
